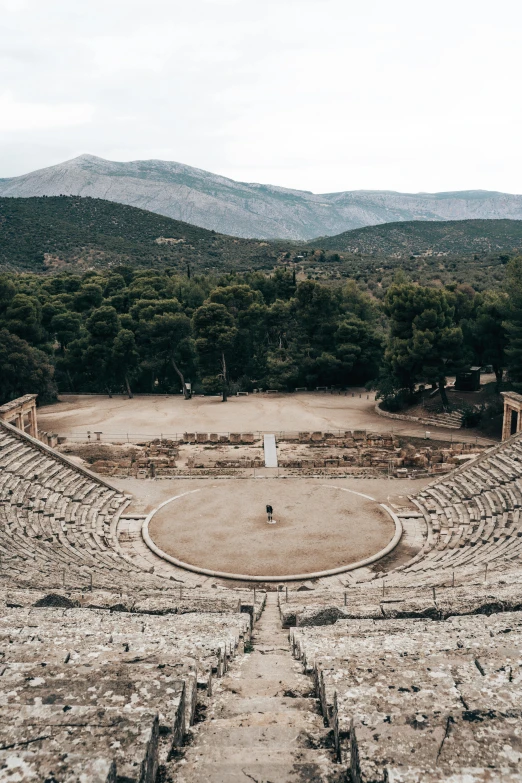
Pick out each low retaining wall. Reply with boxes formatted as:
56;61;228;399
374;403;459;430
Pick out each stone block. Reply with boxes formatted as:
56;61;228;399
241;433;254;444
209;433;219;442
353;430;366;440
299;432;311;442
196;433;208;443
230;433;241;443
311;431;323;441
184;433;195;443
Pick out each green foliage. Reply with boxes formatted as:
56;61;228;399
505;258;522;391
0;196;284;274
193;303;238;400
467;290;508;388
0;328;57;404
0;267;385;403
2;198;520;294
377;283;464;408
1;256;520;409
310;219;522;256
461;404;484;428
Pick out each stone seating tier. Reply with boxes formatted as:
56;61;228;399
290;612;522;780
0;604;251;782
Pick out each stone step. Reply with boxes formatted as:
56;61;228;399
191;717;326;747
214;695;320;716
170;758;344;783
221;676;313;698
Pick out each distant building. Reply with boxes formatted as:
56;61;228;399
455;367;481;392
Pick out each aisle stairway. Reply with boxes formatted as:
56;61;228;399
167;593;343;782
264;433;278;468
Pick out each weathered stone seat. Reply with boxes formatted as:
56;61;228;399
290;612;522;776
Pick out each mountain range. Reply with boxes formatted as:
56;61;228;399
2;154;522;240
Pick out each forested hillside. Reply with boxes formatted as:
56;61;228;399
1;197;520;295
311;219;522;255
0;196;285;273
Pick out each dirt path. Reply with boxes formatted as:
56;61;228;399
167;593;344;782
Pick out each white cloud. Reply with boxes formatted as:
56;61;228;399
0;93;94;132
0;0;521;193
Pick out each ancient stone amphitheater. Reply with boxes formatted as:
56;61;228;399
1;409;522;782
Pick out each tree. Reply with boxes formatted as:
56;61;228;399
334;316;382;385
86;306;120;343
73;283;103;312
83;306;121;394
50;312;82;354
2;293;43;344
469;291;508;390
379;283;463;408
209;286;266;384
193;303;237;401
112;329;140;398
0;329;57;404
146;313;194;398
505;258;522;390
0;275;16;314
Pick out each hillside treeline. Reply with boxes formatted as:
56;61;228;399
0;263;521;410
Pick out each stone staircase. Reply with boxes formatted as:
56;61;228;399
414;409;463;429
166;592;344;782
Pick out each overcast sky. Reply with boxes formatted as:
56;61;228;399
1;0;521;194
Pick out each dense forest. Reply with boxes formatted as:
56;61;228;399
1;260;522;430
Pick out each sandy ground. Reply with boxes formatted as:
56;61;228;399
38;392;495;445
146;479;394;577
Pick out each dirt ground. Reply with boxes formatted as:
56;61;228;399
146;479;395;577
38;392;495;445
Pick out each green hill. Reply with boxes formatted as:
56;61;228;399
1;199;520;293
310;218;522;256
0;196;286;273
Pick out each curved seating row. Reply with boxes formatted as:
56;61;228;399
0;600;252;782
392;434;522;586
0;420;265;616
